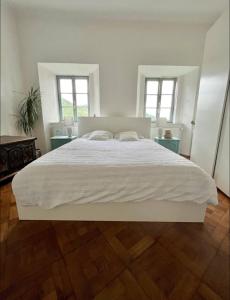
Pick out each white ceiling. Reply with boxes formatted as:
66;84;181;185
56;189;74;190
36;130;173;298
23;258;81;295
9;0;228;24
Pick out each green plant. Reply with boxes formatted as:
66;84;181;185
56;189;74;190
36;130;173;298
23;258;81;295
16;87;41;135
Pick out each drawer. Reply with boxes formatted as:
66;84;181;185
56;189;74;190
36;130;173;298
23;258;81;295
0;136;37;182
155;138;180;154
51;139;70;150
0;149;8;173
50;137;77;150
22;143;36;164
161;142;179;153
8;147;24;170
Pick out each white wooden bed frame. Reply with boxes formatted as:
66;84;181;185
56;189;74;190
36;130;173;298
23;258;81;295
17;200;207;222
15;117;207;222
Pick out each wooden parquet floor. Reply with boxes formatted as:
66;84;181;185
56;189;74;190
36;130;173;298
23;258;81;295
0;183;229;300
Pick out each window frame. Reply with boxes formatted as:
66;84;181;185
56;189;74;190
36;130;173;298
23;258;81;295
144;77;177;123
56;75;90;121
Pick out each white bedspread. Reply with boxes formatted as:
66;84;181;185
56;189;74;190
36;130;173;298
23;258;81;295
12;139;218;209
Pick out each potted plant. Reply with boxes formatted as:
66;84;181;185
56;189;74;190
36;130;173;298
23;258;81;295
16;87;41;136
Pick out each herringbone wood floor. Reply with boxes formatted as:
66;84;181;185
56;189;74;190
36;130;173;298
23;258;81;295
0;183;229;300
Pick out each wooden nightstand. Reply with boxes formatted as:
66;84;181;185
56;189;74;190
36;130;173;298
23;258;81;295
154;137;180;154
50;136;77;150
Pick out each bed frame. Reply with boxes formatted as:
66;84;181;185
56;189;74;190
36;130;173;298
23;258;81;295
77;116;152;138
17;200;207;222
15;117;207;222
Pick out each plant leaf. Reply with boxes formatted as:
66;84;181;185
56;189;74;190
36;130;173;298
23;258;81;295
15;86;41;135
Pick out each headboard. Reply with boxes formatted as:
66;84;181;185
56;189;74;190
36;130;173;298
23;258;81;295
78;117;151;138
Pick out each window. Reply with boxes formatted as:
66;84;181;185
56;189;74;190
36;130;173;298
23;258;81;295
57;76;89;121
144;78;176;122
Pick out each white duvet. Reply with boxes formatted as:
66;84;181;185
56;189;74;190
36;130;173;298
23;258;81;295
12;138;218;209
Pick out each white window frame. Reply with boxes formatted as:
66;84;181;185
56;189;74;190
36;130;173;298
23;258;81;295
144;78;177;122
57;75;90;121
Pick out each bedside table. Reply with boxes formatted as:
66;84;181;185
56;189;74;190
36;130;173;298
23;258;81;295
50;136;77;150
154;137;180;154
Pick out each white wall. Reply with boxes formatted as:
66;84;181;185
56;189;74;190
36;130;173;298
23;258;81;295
176;69;200;155
136;65;199;119
214;87;229;196
38;63;100;152
191;9;229;175
2;7;209;149
0;1;24;135
89;67;100;117
37;65;60;152
16;13;208;149
17;13;207;110
136;65;200;155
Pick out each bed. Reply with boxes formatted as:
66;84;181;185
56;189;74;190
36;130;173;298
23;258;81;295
12;117;218;222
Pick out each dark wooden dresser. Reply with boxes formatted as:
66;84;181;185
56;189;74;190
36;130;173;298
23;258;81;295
0;136;37;183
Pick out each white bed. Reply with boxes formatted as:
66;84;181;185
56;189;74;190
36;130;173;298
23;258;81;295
12;117;218;222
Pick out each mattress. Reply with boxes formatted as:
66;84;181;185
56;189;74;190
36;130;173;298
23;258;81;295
12;138;218;209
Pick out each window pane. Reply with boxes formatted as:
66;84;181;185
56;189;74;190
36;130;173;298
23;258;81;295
75;79;88;93
61;94;73;106
62;106;74;119
77;94;88;106
60;79;72;93
145;108;157;121
161;95;172;107
146;80;158;94
146;95;157;107
77;94;89;117
162;80;174;94
77;106;89;117
159;108;171;121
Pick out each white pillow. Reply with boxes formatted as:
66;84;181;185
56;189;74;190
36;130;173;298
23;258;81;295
118;131;139;141
87;130;113;140
81;132;91;139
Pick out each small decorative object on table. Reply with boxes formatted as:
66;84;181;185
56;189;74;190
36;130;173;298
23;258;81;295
64;117;74;138
67;127;72;138
158;128;163;138
164;129;172;139
157;117;167;138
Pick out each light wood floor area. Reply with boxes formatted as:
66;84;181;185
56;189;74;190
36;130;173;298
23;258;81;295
0;183;229;299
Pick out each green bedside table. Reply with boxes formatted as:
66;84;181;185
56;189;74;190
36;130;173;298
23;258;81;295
50;136;77;150
154;137;180;154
